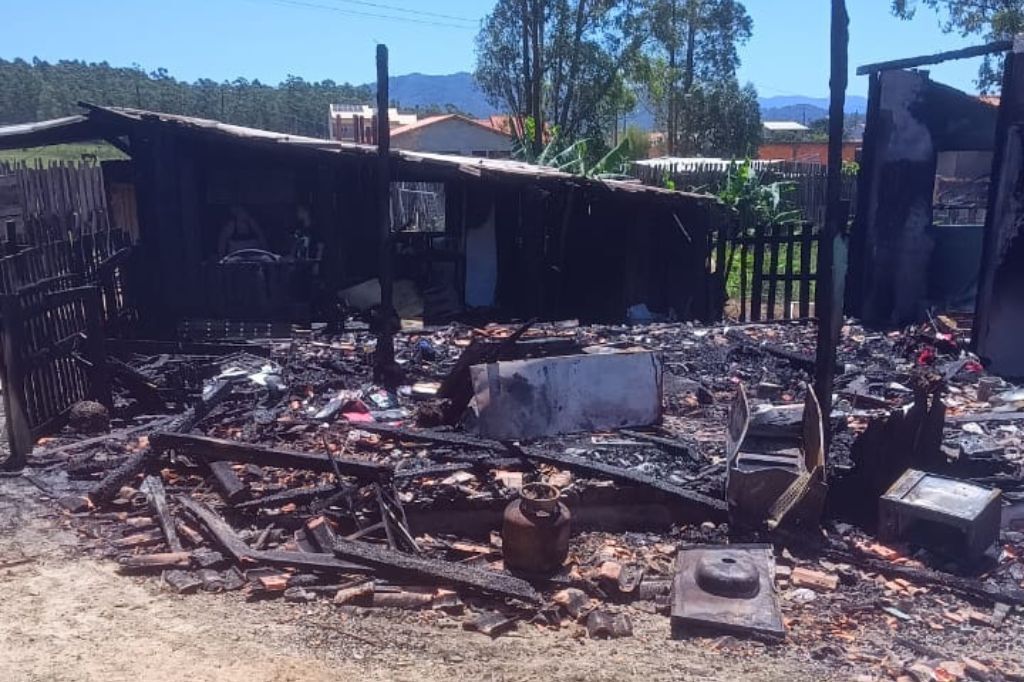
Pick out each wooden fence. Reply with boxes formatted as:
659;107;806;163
0;160;112;246
631;160;857;228
1;285;110;467
718;222;820;322
0;161;130;467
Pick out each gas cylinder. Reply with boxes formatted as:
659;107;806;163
502;483;571;574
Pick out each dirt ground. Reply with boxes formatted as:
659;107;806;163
0;475;855;682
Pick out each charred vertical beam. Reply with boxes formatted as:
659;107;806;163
373;44;397;385
814;0;849;455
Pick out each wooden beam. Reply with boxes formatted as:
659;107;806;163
140;475;183;552
510;444;727;520
177;496;371;575
373;43;397;384
149;432;391;479
814;0;849;457
857;40;1012;76
333;538;542;603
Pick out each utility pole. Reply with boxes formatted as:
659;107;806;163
373;44;397;385
814;0;849;454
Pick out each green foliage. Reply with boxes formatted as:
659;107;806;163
621;126;651;159
891;1;1024;92
512;117;643;178
475;0;645;151
0;57;373;137
717;159;801;233
633;0;760;157
0;142;125;165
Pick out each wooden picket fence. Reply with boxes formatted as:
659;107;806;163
0;160;112;246
721;222;820;322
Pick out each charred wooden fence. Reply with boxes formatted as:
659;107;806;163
1;285;110;465
0;161;130;468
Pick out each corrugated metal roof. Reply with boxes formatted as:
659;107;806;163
763;121;811;132
0;106;716;203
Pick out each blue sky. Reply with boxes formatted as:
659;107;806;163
2;0;985;98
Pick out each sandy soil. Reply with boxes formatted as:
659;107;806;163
0;476;848;682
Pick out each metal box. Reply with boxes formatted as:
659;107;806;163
879;469;1001;560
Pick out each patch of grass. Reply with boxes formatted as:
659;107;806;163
0;142;126;166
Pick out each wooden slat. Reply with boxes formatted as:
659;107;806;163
750;227;766;322
783;223;796;319
766;224;781;321
799;223;814;319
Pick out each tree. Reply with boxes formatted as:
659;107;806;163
891;0;1024;92
635;0;756;156
474;0;646;154
675;80;761;157
0;58;374;138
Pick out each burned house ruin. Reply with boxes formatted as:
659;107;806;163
850;39;1024;379
0;106;721;336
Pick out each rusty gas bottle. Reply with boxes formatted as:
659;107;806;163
502;483;571;574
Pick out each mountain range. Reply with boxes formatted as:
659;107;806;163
383;72;869;127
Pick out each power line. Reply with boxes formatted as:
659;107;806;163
246;0;477;30
318;0;479;24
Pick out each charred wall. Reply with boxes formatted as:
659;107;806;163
975;46;1024;378
850;69;998;326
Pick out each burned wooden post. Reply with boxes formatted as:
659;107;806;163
813;0;849;453
373;43;398;385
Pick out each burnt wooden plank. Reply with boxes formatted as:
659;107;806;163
208;460;249;504
140;474;183;552
176;496;371;575
355;423;504;452
149;432;390;479
117;552;192;573
333;538;541;603
510;445;727;520
232;483;340;510
90;449;151;504
617;429;701;462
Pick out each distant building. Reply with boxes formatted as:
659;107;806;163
762;121;810;133
328;104;417;143
390;114;513;158
758;141;859;165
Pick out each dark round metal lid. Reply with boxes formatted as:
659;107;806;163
694;553;761;599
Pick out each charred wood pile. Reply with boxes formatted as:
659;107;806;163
14;316;1024;679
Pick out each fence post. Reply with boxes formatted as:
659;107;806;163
0;294;32;468
82;286;111;409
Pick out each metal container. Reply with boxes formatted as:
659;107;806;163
502;483;571;574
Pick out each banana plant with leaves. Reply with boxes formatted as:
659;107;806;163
511;116;640;179
716;158;802;287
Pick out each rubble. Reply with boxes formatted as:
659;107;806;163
11;317;1024;675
